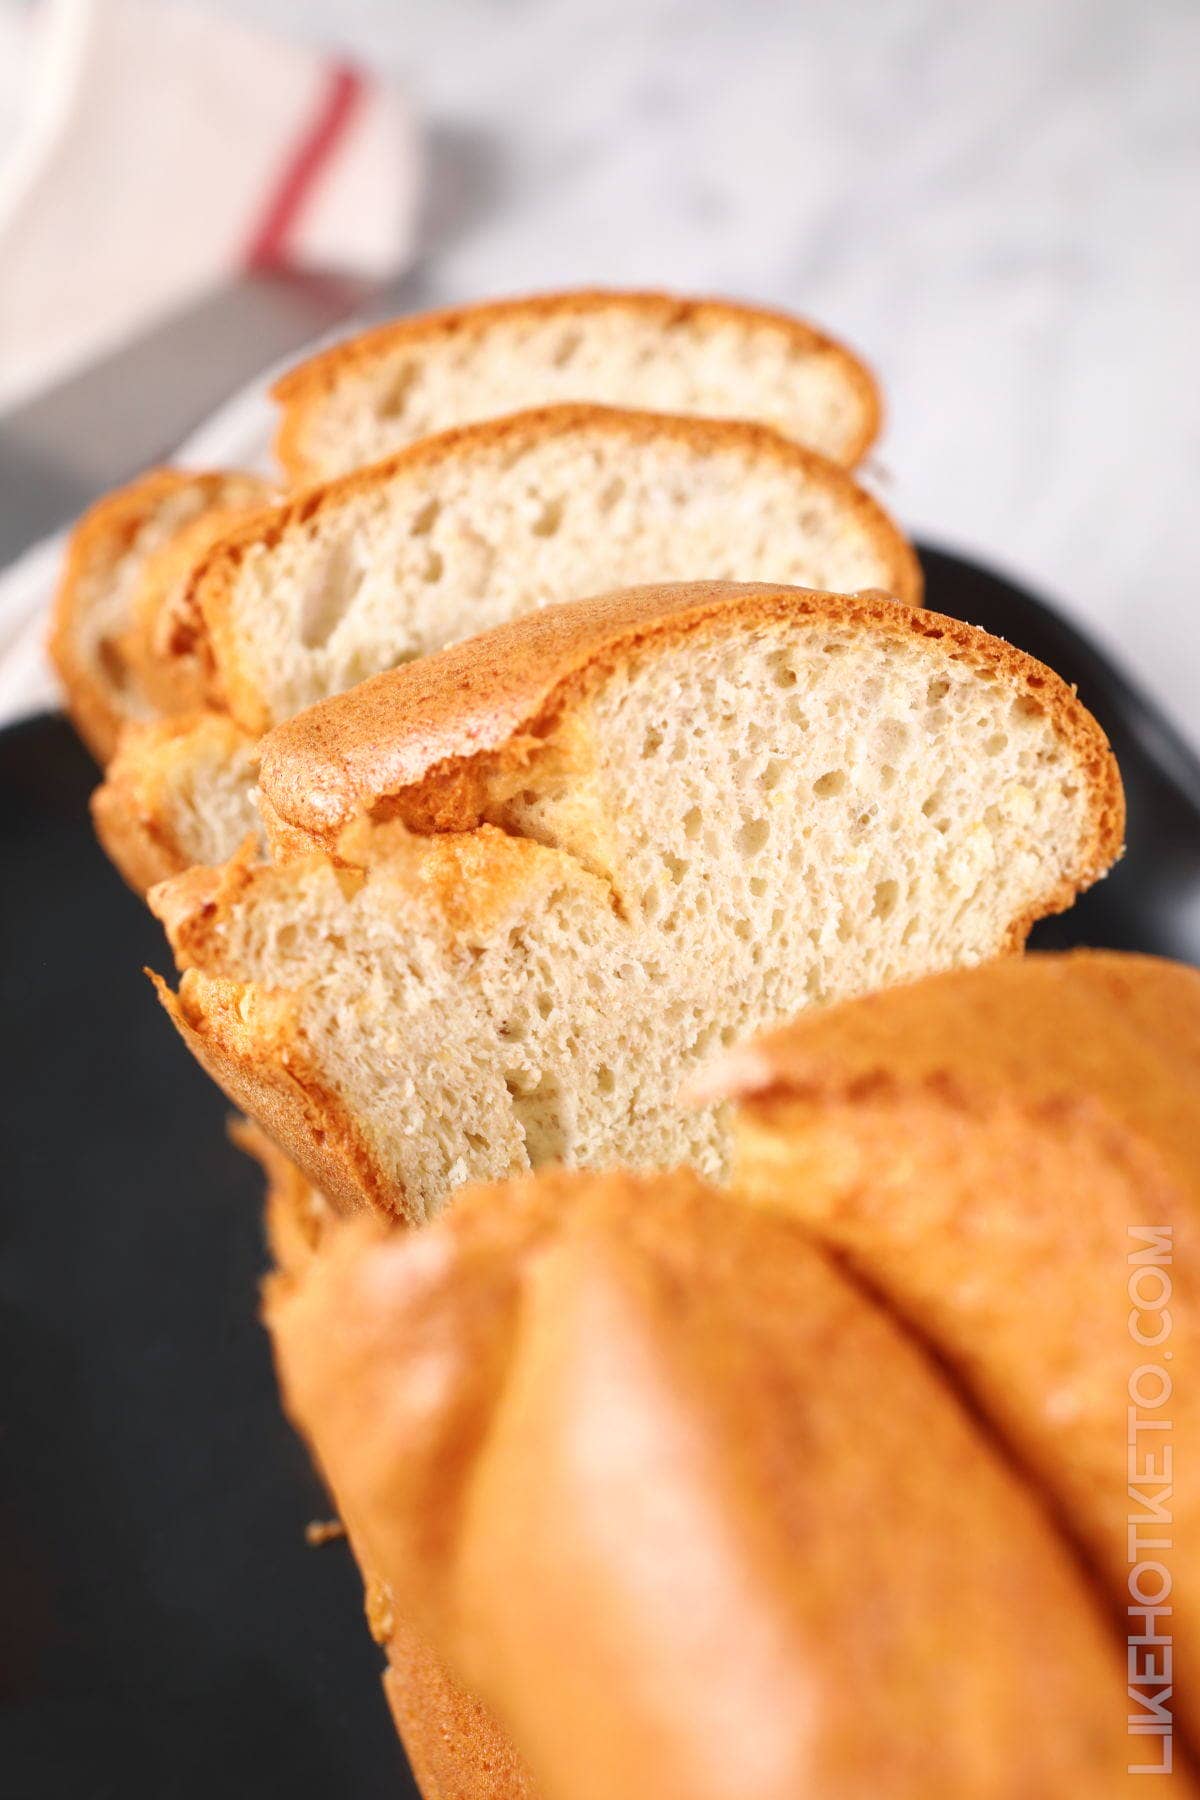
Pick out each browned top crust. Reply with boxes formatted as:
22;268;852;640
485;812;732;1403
266;1164;1135;1799
270;287;883;477
258;580;1126;898
705;949;1200;1192
709;946;1200;1761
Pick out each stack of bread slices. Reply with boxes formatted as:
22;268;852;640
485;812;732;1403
51;289;1195;1797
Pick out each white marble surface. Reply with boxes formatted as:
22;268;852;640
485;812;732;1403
222;0;1199;746
16;0;1200;742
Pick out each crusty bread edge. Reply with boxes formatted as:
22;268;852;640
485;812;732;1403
48;469;201;761
148;958;403;1221
123;480;276;717
49;467;270;763
270;288;883;480
381;1633;539;1800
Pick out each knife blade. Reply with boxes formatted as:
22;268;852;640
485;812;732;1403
0;265;427;563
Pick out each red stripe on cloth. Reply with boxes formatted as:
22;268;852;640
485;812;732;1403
242;63;365;272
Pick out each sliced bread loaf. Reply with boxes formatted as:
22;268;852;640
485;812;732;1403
150;582;1123;1222
271;289;882;485
711;949;1200;1747
48;467;273;761
92;405;919;889
267;1166;1136;1799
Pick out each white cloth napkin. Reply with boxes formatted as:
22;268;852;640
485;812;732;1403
0;0;420;409
0;0;421;731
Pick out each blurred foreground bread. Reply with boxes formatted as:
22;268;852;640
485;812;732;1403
48;468;273;760
710;948;1200;1746
92;406;918;888
149;581;1122;1222
266;1166;1142;1800
271;288;882;484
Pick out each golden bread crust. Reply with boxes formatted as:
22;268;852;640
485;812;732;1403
707;946;1200;1136
149;964;392;1217
714;950;1200;1748
265;1166;1137;1799
124;484;275;716
229;1107;531;1793
174;404;919;733
382;1626;541;1800
270;289;883;481
48;467;270;761
258;579;1125;940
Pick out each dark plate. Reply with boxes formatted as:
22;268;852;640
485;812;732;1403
2;544;1198;1800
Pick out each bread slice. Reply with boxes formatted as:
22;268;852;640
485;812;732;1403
48;467;273;761
92;712;263;894
266;1166;1135;1798
161;405;921;738
271;289;882;485
91;404;919;891
711;949;1200;1750
149;581;1123;1222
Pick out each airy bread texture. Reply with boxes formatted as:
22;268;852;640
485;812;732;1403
150;583;1123;1223
266;1167;1138;1800
271;289;882;484
714;949;1200;1747
166;405;920;736
93;405;918;890
48;467;272;761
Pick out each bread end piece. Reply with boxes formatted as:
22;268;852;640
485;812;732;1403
707;950;1200;1748
266;1164;1135;1800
